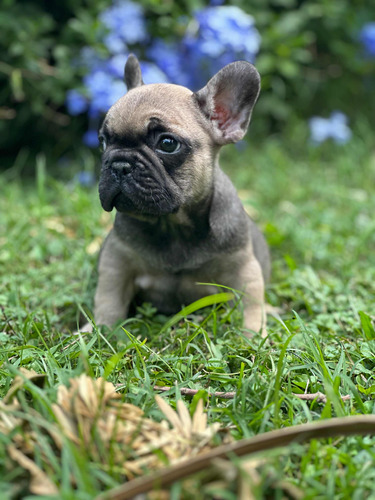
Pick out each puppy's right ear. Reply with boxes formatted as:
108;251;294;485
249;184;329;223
124;54;144;90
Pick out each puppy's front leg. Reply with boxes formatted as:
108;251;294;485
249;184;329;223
94;230;135;327
241;256;267;337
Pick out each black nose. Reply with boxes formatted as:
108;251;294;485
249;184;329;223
111;161;132;174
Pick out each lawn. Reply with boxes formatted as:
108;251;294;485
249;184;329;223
0;129;375;499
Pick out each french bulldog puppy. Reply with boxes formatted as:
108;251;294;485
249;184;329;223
93;54;270;335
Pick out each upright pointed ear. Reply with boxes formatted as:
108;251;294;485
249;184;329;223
193;61;260;144
124;54;144;90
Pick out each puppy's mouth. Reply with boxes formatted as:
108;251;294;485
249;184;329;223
99;155;182;216
110;189;179;216
99;183;121;212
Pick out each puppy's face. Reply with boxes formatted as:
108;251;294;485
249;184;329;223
98;84;214;216
98;55;260;217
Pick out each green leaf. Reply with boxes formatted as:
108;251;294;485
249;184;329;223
159;293;234;334
103;350;126;379
357;384;375;396
359;311;375;340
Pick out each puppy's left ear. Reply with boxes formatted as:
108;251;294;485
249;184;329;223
194;61;260;144
124;54;144;90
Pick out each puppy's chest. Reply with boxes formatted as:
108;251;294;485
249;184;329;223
137;235;212;272
119;218;214;272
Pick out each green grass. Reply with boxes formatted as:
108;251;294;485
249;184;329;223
0;128;375;498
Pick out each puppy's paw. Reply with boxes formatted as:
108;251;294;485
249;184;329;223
243;307;267;338
72;322;94;336
243;325;268;339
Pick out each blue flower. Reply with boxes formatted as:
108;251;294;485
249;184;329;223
359;22;375;57
139;62;169;85
147;40;192;87
65;89;87;115
78;47;102;69
83;130;100;148
309;112;352;145
74;171;96;186
103;33;128;54
84;70;126;114
83;70;113;110
107;53;129;79
100;0;147;48
194;6;261;62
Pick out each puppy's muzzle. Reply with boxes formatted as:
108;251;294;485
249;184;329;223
99;150;182;215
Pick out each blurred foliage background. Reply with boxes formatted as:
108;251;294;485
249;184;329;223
1;0;374;171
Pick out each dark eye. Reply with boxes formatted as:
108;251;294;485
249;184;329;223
99;135;107;152
156;136;180;154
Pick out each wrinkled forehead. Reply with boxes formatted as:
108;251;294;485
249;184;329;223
103;84;198;137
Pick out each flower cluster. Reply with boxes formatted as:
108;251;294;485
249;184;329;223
65;1;261;147
359;22;375;57
149;6;260;90
100;0;147;51
308;112;352;145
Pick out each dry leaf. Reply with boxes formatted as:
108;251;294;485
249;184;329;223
8;446;59;495
155;395;185;434
0;373;224;495
86;237;103;255
176;400;192;438
192;399;207;434
0;400;21;433
3;368;46;403
43;216;76;238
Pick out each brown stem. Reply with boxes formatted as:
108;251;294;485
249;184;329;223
153;386;236;399
292;392;351;404
153;386;351;403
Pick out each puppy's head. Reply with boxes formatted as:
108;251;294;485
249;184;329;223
98;54;260;216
